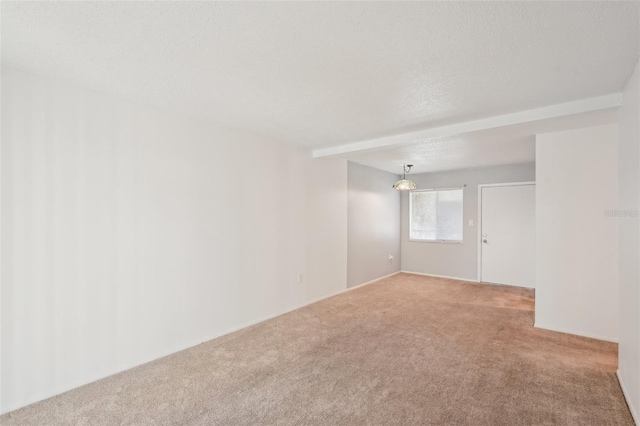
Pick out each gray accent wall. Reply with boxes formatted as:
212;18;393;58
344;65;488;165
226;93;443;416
347;162;401;288
400;163;536;280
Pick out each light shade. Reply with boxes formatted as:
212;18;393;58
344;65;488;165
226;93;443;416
393;164;417;190
393;178;417;190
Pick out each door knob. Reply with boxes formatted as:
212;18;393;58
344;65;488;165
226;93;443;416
483;239;488;243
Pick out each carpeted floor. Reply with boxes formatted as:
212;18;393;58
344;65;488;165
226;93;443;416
1;273;633;425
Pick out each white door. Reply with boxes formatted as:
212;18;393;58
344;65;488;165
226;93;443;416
481;184;535;288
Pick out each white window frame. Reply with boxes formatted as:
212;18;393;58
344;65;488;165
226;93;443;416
409;187;464;244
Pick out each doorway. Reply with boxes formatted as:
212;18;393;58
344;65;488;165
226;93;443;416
479;182;535;288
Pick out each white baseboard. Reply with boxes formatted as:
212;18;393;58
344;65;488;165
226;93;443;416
190;272;400;350
195;271;400;346
401;270;479;283
617;370;639;425
349;271;401;288
1;271;400;415
533;322;618;343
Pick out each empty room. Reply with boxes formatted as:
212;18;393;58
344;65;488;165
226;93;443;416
1;1;639;425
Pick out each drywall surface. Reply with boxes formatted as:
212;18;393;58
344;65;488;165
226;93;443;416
3;2;639;149
347;162;400;287
0;68;347;413
400;163;535;280
535;123;619;342
618;58;640;421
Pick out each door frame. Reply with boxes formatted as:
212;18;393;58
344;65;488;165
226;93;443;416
477;181;536;282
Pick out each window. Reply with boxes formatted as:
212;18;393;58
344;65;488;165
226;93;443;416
410;188;463;242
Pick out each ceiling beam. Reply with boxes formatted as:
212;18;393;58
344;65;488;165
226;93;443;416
312;93;623;158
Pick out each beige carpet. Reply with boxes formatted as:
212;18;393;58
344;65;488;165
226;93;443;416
1;273;633;425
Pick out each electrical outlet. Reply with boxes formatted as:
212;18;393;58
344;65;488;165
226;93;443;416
297;274;304;285
388;254;394;263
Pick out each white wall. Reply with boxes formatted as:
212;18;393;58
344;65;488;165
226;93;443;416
347;162;400;287
400;163;535;281
535;123;619;342
0;68;348;413
617;58;640;422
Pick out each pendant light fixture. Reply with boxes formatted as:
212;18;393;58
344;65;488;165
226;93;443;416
393;164;417;190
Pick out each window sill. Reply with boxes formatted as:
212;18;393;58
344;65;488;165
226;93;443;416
409;239;463;244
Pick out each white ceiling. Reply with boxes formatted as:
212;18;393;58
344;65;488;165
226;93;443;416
1;1;638;172
344;109;619;175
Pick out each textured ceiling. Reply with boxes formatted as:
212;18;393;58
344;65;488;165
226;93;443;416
1;1;638;155
345;109;619;175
